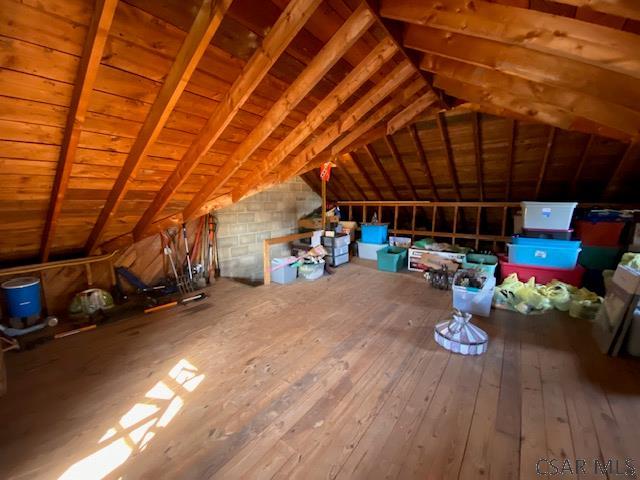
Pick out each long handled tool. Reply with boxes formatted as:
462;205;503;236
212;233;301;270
182;223;193;282
164;246;193;295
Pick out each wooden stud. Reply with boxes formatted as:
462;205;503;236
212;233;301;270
181;4;376;219
230;38;398;202
471;112;484;201
385;135;418;200
570;135;595;198
535;127;557;200
263;240;271;286
436;112;462;200
408;124;439;201
452;206;459;245
321;178;327;231
365;144;401;200
363;205;368;223
394;206;399;234
349;205;353;221
350;152;384;200
132;0;322;239
505;120;516;201
40;0;118;261
431;206;437;233
411;206;417;241
387;91;438;135
475;206;482;251
378;205;383;222
85;264;93;286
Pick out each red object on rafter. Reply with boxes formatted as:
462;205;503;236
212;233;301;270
319;161;336;182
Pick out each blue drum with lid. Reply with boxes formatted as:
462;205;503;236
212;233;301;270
2;277;42;318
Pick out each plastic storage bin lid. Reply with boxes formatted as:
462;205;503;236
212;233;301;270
1;276;40;289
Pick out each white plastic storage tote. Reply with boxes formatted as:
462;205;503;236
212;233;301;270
521;201;577;230
452;276;496;317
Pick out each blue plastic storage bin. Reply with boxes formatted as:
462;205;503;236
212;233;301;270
361;223;388;244
508;236;581;269
271;258;298;284
2;277;41;318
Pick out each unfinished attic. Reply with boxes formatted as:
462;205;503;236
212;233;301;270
2;0;640;477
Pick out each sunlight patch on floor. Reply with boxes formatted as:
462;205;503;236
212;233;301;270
58;359;204;480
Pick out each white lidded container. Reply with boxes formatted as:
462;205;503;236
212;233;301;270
521;201;577;231
452;276;496;317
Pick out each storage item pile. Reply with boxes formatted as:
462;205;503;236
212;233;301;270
593;259;640;356
493;273;602;317
357;223;389;260
502;202;585;286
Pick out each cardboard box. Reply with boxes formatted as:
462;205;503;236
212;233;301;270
612;264;640;295
408;247;465;272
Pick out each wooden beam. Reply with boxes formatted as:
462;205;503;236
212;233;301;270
330;78;428;156
384;135;417;200
180;4;376;222
131;0;322;241
349;152;384;200
337;125;388;156
535;127;557;200
540;0;640;22
40;0;118;261
270;61;416;189
602;141;640;200
419;52;640;140
433;75;633;142
435;112;461;201
84;0;231;253
381;0;640;79
364;0;446;109
403;23;640;113
471;112;484;201
505;119;516;201
365;144;400;200
330;173;355;202
338;162;368;200
408;124;439;200
230;37;398;203
570;134;595;198
387;91;439;135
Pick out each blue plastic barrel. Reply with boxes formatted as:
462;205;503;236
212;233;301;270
2;277;42;318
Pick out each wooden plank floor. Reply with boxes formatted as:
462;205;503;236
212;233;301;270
1;261;639;479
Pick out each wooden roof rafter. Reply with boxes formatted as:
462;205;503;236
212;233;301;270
330;77;427;156
40;0;119;261
471;112;484;201
408;124;439;201
386;91;439;135
178;3;377;223
230;37;399;203
347;152;384;200
84;0;232;253
130;0;323;241
435;111;462;201
505;119;517;201
535;126;557;200
365;144;400;200
338;160;369;200
570;134;595;198
257;60;416;196
384;134;418;200
380;0;640;79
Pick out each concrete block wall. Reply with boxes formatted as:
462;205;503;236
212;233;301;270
215;177;320;282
